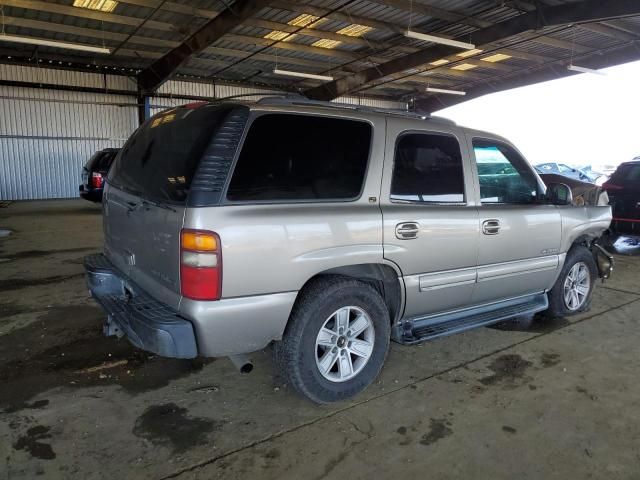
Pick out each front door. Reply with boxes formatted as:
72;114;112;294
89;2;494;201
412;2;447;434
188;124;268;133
469;137;562;305
381;119;479;319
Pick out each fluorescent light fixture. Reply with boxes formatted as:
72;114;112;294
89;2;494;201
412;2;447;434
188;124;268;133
288;14;322;27
312;39;341;49
426;87;466;96
73;0;118;12
568;64;605;75
451;63;477;71
264;30;297;42
405;30;475;50
430;59;450;66
457;48;483;58
482;53;512;63
273;68;333;82
336;24;373;37
0;34;110;54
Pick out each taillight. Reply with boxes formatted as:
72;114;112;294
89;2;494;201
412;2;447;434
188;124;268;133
180;229;222;301
91;172;104;188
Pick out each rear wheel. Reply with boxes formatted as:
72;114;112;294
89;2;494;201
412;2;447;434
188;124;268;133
274;277;390;403
546;246;597;317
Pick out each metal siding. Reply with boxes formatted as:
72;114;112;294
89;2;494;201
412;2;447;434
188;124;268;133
0;85;137;200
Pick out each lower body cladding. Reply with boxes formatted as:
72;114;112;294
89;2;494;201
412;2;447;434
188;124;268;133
84;254;295;361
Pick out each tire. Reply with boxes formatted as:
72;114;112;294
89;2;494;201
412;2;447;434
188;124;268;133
274;276;390;404
546;245;598;317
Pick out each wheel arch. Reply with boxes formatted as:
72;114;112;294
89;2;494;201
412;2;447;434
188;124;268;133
294;263;404;326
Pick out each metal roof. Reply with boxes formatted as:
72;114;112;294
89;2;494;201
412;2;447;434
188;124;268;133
0;0;639;108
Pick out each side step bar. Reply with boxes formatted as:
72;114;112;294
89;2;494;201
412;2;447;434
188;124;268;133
397;294;549;344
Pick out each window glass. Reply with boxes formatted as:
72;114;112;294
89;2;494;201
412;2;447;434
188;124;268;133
108;105;233;203
558;164;573;173
611;163;640;184
391;133;465;203
473;139;540;204
227;114;371;202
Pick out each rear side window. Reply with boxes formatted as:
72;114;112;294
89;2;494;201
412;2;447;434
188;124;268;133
226;114;371;202
391;132;465;203
611;163;640;184
108;105;232;203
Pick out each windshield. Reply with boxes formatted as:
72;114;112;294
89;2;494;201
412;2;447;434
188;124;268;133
108;104;233;204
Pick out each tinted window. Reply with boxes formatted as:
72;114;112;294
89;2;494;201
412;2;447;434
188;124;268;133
108;105;232;203
92;150;118;171
391;133;465;203
227;114;371;202
611;163;640;184
474;139;540;204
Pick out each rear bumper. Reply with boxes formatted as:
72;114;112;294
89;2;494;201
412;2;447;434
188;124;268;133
84;254;198;358
79;185;103;202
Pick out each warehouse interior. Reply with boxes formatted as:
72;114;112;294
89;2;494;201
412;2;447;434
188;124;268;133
1;0;640;479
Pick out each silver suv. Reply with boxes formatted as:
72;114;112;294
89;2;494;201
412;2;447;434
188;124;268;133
85;98;613;403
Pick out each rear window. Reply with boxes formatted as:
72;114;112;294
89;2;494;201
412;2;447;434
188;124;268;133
108;105;232;203
226;114;372;202
89;150;118;171
610;163;640;184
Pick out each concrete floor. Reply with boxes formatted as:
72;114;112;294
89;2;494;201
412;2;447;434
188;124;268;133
1;200;640;480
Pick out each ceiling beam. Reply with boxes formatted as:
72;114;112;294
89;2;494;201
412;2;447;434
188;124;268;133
138;0;274;93
414;42;640;112
578;22;639;42
365;0;491;28
304;0;640;101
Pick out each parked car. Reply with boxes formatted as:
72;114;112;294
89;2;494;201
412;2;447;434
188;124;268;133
537;173;608;207
84;99;613;403
603;159;640;233
535;162;597;183
79;148;120;202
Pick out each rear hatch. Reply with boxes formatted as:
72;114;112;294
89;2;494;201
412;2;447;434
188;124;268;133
103;104;236;309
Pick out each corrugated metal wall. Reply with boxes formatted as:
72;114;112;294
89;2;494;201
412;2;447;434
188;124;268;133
0;85;138;200
0;66;406;200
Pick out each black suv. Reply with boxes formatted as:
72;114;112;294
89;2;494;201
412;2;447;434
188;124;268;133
79;148;120;202
603;159;640;232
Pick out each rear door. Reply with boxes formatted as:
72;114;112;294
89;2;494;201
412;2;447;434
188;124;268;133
104;104;236;309
381;119;479;319
469;136;562;305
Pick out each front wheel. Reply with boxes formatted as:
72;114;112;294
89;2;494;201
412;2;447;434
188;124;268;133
546;246;597;317
274;277;390;404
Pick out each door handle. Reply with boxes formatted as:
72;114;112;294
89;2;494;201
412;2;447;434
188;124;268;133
482;219;501;235
396;222;420;240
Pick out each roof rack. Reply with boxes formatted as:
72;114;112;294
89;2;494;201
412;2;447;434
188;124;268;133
256;95;456;125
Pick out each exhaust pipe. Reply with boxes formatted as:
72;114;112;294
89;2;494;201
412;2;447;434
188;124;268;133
228;354;253;374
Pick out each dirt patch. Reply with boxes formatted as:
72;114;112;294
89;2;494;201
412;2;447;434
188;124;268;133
1;247;96;262
419;418;453;446
489;314;570;333
502;425;517;434
0;301;30;320
132;403;222;452
540;352;561;368
0;273;85;292
479;354;533;387
3;399;49;415
13;425;56;460
0;305;212;410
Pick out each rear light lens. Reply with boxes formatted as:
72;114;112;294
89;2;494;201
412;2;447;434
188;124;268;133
91;172;104;188
180;229;222;301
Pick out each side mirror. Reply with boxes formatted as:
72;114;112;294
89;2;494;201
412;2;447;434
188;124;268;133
546;182;573;205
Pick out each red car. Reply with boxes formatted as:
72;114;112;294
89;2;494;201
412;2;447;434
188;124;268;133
603;159;640;232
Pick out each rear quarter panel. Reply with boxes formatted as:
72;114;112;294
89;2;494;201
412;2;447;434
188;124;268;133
183;109;389;299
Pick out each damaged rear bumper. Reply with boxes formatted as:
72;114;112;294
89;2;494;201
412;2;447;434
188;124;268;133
84;254;198;359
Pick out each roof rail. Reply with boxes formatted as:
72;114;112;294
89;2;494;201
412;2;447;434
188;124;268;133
256;95;442;122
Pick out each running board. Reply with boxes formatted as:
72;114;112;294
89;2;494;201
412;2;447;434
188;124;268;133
396;294;549;344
